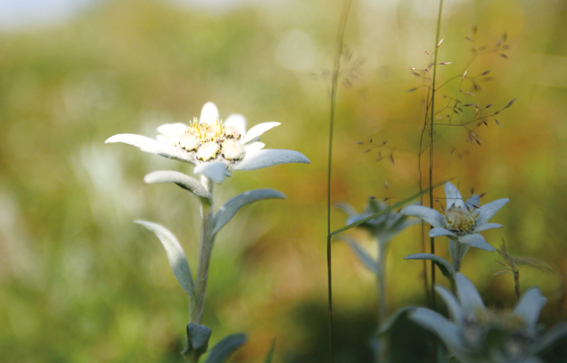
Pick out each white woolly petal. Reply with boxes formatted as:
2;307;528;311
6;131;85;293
473;223;502;233
105;133;194;163
224;114;247;137
199;102;219;125
233;149;310;171
445;182;465;209
156;123;188;138
156;135;171;143
400;206;445;228
194;161;230;184
477;198;509;226
455;273;487;316
514;288;547;330
466;194;480;209
244;142;265;153
458;233;495;251
241;122;280;144
429;227;456;238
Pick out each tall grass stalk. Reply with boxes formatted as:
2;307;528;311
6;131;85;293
326;1;353;362
428;0;444;312
415;2;444;360
428;2;444;361
418;0;445;312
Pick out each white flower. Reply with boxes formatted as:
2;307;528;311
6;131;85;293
401;181;509;252
105;102;310;183
410;273;567;363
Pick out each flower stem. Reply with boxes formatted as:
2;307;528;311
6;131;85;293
182;176;214;363
377;242;388;326
191;176;214;325
452;243;463;273
420;222;431;306
449;238;469;274
377;241;389;362
183;351;199;363
449;240;463;296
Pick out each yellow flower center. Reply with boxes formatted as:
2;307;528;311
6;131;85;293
445;207;477;235
187;118;225;143
174;118;244;162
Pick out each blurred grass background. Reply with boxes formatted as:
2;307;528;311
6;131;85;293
1;0;567;361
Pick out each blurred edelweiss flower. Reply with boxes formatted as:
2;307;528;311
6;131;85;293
401;181;509;252
337;197;418;245
411;273;567;363
105;102;310;183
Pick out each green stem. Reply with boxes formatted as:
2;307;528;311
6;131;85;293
377;242;388;326
326;1;352;362
449;240;465;296
183;351;199;363
191;176;214;325
182;176;214;363
420;222;431;307
451;242;463;273
449;238;469;274
377;241;389;363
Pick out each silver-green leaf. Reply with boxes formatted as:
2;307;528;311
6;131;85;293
405;253;455;278
377;306;418;335
144;170;212;206
409;308;465;356
212;189;286;235
532;322;567;353
336;235;378;273
203;333;247;363
182;323;212;359
335;202;358;218
263;338;276;363
135;220;196;301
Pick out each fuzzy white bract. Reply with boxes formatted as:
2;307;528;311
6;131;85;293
400;182;509;252
105;102;310;183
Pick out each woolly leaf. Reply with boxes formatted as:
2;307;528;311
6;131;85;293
212;189;285;235
204;333;247;363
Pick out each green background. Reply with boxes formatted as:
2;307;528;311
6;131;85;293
1;0;567;361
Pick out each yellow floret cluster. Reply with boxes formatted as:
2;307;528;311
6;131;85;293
445;206;478;235
174;118;245;162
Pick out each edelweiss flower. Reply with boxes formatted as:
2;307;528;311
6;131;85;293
337;198;418;245
105;102;310;183
411;273;567;362
401;182;509;252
